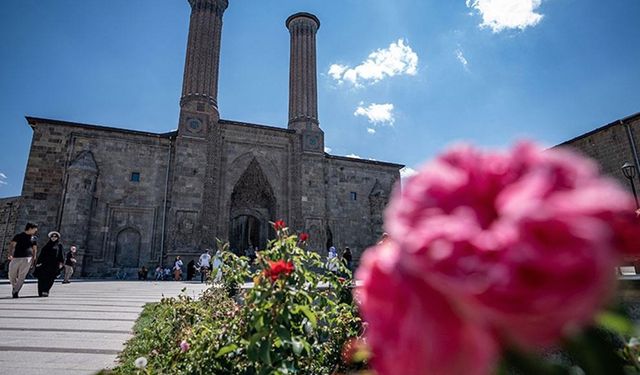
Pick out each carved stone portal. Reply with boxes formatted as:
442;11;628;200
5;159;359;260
229;159;276;252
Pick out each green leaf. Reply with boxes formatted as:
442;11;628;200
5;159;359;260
276;325;291;342
294;305;317;328
292;339;303;355
215;344;238;358
596;311;634;336
258;338;272;366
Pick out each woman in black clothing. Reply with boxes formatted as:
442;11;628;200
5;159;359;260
34;231;64;297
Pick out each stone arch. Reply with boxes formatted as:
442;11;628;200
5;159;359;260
114;227;141;268
69;150;99;173
325;225;333;253
228;159;277;252
226;151;282;197
220;152;284;239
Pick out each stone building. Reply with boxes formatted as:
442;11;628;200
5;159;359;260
3;1;403;277
557;112;640;196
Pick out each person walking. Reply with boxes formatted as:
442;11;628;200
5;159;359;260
173;256;183;281
7;223;38;298
211;249;223;284
34;231;64;297
62;245;77;284
198;249;211;283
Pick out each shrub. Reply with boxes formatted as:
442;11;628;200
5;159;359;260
108;222;365;374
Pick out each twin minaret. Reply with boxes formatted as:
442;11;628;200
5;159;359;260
180;0;228;117
179;1;321;137
286;13;320;131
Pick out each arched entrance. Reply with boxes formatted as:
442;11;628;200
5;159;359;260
229;159;276;253
114;228;141;268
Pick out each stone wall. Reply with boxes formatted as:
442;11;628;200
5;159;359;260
0;196;20;275
557;113;640;194
71;131;172;276
21;118;173;277
324;156;401;262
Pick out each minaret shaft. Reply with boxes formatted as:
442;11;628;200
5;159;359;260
286;13;320;130
180;0;228;114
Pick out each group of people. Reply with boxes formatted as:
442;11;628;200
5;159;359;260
146;249;223;283
6;223;77;298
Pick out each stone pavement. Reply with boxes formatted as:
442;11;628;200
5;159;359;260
0;280;209;375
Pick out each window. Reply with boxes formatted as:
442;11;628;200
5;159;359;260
131;172;140;182
350;192;357;201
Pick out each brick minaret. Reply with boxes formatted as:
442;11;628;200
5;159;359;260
170;0;229;258
286;12;323;153
180;0;228;118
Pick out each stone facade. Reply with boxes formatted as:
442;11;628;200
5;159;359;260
557;112;640;194
0;196;20;274
12;2;403;277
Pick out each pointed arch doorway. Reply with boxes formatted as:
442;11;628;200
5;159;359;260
229;159;277;253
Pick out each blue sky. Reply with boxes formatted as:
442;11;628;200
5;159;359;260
1;0;639;197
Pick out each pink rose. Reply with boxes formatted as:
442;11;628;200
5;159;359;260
356;241;498;375
381;142;636;349
180;340;190;352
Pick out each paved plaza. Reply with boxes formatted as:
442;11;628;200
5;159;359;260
0;280;209;375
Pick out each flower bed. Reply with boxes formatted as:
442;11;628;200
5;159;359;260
105;225;367;374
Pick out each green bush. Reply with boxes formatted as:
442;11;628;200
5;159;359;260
107;223;367;374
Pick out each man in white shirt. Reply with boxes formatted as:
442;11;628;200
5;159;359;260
198;249;212;283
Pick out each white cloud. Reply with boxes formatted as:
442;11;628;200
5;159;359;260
328;39;418;86
466;0;544;33
324;146;332;153
367;128;376;134
346;153;362;159
354;103;395;125
455;49;469;71
328;64;348;81
400;166;418;179
0;172;7;186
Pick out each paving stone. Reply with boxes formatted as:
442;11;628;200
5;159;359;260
0;280;208;374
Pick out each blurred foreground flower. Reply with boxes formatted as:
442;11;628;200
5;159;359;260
357;142;639;375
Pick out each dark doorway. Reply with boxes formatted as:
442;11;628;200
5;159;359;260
230;214;262;254
326;226;333;252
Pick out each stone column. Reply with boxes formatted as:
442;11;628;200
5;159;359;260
180;0;229;115
286;13;321;131
59;151;98;276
